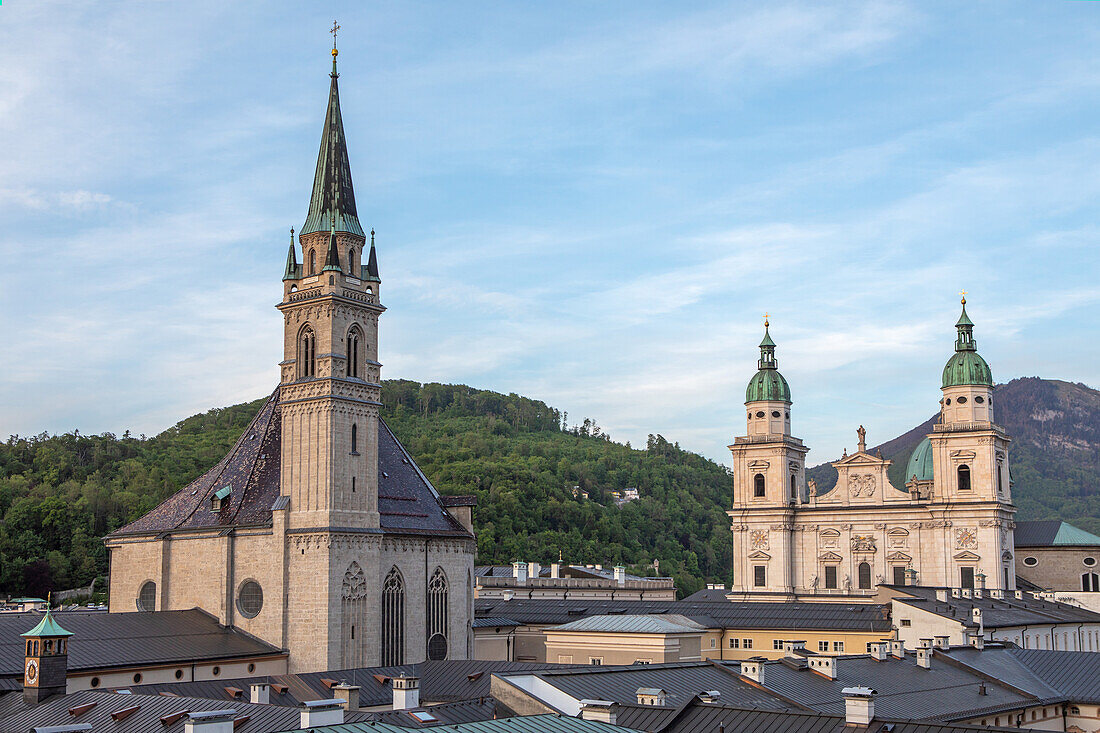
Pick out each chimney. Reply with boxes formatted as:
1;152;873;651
971;608;983;629
975;571;986;591
392;675;420;710
185;710;236;733
869;641;888;661
842;687;876;726
740;657;765;684
613;566;626;586
808;656;836;679
935;589;948;602
333;682;360;712
1014;590;1023;600
528;562;541;580
249;682;270;705
300;700;344;728
636;688;666;706
990;589;1004;600
970;633;985;650
889;640;905;659
915;647;932;670
782;640;806;658
934;636;950;650
579;700;616;725
918;638;933;649
512;561;527;584
550;563;561;579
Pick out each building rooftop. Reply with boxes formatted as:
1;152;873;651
282;714;637;733
0;609;284;679
108;392;471;539
888;586;1100;628
1014;520;1100;547
549;614;705;635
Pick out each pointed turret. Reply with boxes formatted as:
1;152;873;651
323;223;342;271
942;296;992;388
283;228;300;280
301;50;364;237
365;229;380;282
746;318;790;403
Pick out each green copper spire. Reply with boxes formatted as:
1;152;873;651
746;316;791;403
21;605;72;639
942;296;993;387
301;39;364;238
283;227;300;281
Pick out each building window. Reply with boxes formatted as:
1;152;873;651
348;247;358;276
137;581;156;612
825;566;837;589
633;659;651;665
308;249;316;275
790;474;797;501
900;619;912;627
957;464;971;491
730;638;740;649
237;580;263;618
1085;557;1097;567
754;473;765;498
351;423;358;454
833;641;844;652
590;657;603;665
753;565;767;587
773;639;783;650
427;568;449;661
743;639;752;649
382;567;406;667
175;669;183;680
347;327;362;378
858;562;872;590
893;566;906;586
997;462;1004;494
961;566;975;589
818;641;829;652
1083;573;1100;592
299;325;316;378
1023;556;1038;567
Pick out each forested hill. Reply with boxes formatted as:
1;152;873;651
0;381;733;598
807;377;1100;534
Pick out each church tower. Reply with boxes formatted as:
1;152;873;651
21;606;71;704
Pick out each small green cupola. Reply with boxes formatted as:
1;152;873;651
942;297;993;388
745;319;791;403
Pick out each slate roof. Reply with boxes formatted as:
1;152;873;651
548;615;705;635
0;609;283;678
476;598;891;632
1014;520;1100;547
108;391;471;539
889;586;1100;628
125;660;571;709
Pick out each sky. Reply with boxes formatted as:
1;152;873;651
2;1;1099;465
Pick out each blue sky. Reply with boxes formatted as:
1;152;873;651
2;1;1099;465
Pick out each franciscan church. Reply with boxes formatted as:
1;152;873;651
728;301;1014;599
104;43;476;673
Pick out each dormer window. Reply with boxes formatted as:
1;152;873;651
211;485;231;512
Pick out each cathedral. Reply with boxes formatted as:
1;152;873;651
727;301;1015;599
105;46;477;672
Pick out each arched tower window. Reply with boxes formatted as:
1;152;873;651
298;326;316;378
341;562;368;668
382;567;405;667
427;568;449;661
347;327;362;378
348;247;358;276
351;423;358;454
308;249;317;275
858;562;872;589
957;465;971;491
753;473;765;498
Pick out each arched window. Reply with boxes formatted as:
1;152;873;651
346;327;362;378
348;247;358;276
753;473;765;498
858;562;872;589
382;567;405;667
1083;573;1099;592
308;249;317;275
957;465;971;491
137;581;156;612
789;474;797;500
427;568;449;661
351;423;358;454
299;326;316;378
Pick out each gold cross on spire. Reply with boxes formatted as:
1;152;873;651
764;313;770;328
330;20;340;56
960;289;967;305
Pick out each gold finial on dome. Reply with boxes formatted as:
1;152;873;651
764;313;770;328
330;20;340;57
960;290;967;305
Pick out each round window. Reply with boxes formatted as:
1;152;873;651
427;633;448;661
175;669;184;680
237;580;263;619
212;666;221;677
1023;557;1038;567
756;411;765;418
957;396;968;404
975;396;985;404
248;663;256;673
133;673;142;684
945;398;951;406
90;677;100;688
1085;557;1097;567
771;411;781;418
137;581;156;612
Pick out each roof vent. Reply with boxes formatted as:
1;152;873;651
698;691;721;704
740;657;765;684
579;700;616;726
889;639;905;659
842;686;876;726
249;683;269;705
184;710;237;733
915;647;932;670
636;688;666;706
299;700;344;728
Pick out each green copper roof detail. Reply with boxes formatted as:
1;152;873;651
365;230;380;282
301;56;364;238
745;321;791;403
22;608;73;638
906;437;934;482
942;298;993;387
283;230;300;281
1054;522;1100;546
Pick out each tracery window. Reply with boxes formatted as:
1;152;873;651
342;562;368;668
382;567;405;667
427;568;449;661
299;326;316;378
347;327;362;378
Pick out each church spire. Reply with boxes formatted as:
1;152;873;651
365;229;380;282
283;227;299;280
301;25;364;238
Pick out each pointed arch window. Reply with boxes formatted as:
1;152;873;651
342;562;368;668
299;326;316;378
753;473;766;498
957;465;971;491
308;249;317;275
427;568;449;661
347;327;362;378
348;247;358;276
382;567;405;667
858;562;872;590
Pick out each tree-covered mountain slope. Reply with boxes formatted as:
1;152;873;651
807;377;1100;534
0;381;733;598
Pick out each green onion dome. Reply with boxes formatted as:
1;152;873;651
745;321;792;403
942;299;993;388
905;436;934;482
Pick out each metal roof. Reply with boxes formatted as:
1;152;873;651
284;714;638;733
1014;520;1100;547
20;609;73;638
549;615;705;635
943;647;1100;703
891;586;1100;627
0;609;283;678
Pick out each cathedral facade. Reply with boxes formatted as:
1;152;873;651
105;49;476;673
728;303;1015;599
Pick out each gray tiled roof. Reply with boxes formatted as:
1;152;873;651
943;647;1100;703
0;609;283;678
549;615;705;634
108;391;471;539
890;586;1100;628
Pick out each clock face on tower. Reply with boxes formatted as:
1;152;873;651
25;658;38;685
